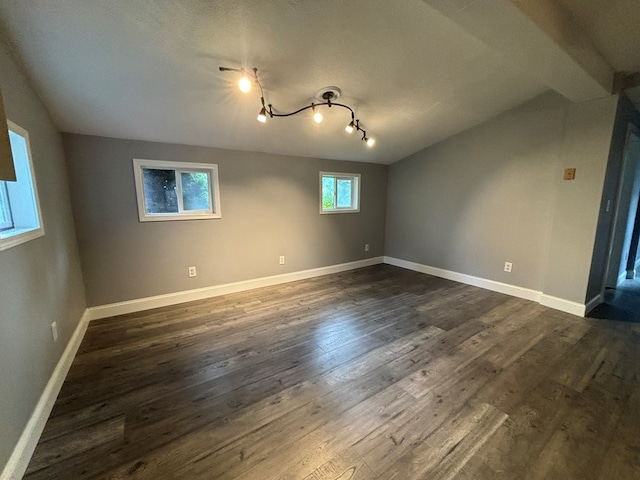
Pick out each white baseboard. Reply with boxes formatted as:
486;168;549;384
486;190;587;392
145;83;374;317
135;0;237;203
87;257;384;321
383;256;542;302
539;294;586;317
384;256;587;317
584;294;603;315
1;310;90;480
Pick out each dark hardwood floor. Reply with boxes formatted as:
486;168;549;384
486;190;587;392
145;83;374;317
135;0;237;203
589;277;640;323
25;265;640;479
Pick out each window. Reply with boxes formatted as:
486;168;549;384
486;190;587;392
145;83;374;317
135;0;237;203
0;121;44;251
320;172;360;214
133;159;221;222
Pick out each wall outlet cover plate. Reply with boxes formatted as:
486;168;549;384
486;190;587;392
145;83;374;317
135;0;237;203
564;168;576;180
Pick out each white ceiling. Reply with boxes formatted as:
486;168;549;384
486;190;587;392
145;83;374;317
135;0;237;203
0;1;638;164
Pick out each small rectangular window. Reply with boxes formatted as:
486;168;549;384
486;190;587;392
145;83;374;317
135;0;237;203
0;121;44;251
320;172;360;214
133;159;221;222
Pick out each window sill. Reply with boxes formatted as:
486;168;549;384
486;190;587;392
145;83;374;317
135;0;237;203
0;227;44;251
138;212;222;222
320;209;360;215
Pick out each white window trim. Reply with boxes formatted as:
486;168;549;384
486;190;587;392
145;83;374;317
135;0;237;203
0;121;44;252
133;158;222;222
319;171;361;214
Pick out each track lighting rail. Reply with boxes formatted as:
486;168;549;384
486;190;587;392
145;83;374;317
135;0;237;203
220;66;375;147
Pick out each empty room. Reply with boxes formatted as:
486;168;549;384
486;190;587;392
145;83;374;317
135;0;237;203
2;1;640;479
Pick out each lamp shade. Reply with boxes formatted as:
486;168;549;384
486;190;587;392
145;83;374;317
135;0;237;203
0;87;16;181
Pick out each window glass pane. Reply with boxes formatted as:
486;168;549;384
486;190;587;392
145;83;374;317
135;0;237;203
0;181;13;230
142;168;178;213
322;176;335;209
181;171;211;211
336;179;352;208
134;160;220;222
8;130;40;229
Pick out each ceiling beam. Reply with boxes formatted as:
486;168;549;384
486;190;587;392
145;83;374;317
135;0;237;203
614;71;640;93
423;0;614;103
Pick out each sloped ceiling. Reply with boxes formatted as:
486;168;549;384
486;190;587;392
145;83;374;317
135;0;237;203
0;0;637;164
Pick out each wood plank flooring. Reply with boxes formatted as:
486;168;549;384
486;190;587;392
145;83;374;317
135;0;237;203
24;265;640;479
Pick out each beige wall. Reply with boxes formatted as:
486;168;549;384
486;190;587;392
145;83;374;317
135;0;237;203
386;91;618;305
0;41;86;469
62;134;388;307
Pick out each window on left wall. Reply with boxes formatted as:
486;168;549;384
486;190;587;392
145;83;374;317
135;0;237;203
0;121;44;251
133;159;221;222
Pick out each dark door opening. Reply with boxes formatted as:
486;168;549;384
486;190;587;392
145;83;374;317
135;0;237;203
589;124;640;322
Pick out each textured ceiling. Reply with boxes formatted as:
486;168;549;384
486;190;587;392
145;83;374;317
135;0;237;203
0;1;634;164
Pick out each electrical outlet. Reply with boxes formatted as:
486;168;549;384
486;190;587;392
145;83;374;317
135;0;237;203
51;322;58;342
279;256;285;265
504;262;513;273
188;266;197;277
365;244;370;252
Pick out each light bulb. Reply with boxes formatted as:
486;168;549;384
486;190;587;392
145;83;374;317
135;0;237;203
313;111;323;123
366;137;375;147
345;122;355;134
257;108;267;123
238;76;251;93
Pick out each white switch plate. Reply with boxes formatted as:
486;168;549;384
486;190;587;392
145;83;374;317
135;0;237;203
51;322;58;342
365;244;370;252
504;262;513;273
188;266;197;277
279;256;285;265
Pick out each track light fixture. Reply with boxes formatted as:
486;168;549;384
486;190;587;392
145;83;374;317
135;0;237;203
312;104;323;124
220;66;375;147
238;75;251;93
345;121;355;134
257;107;267;123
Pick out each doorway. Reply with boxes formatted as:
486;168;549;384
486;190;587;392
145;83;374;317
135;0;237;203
590;124;640;322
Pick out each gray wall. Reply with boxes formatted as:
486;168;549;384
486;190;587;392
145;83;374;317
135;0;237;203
62;134;388;306
541;95;618;303
0;41;86;469
386;92;567;292
386;91;618;304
